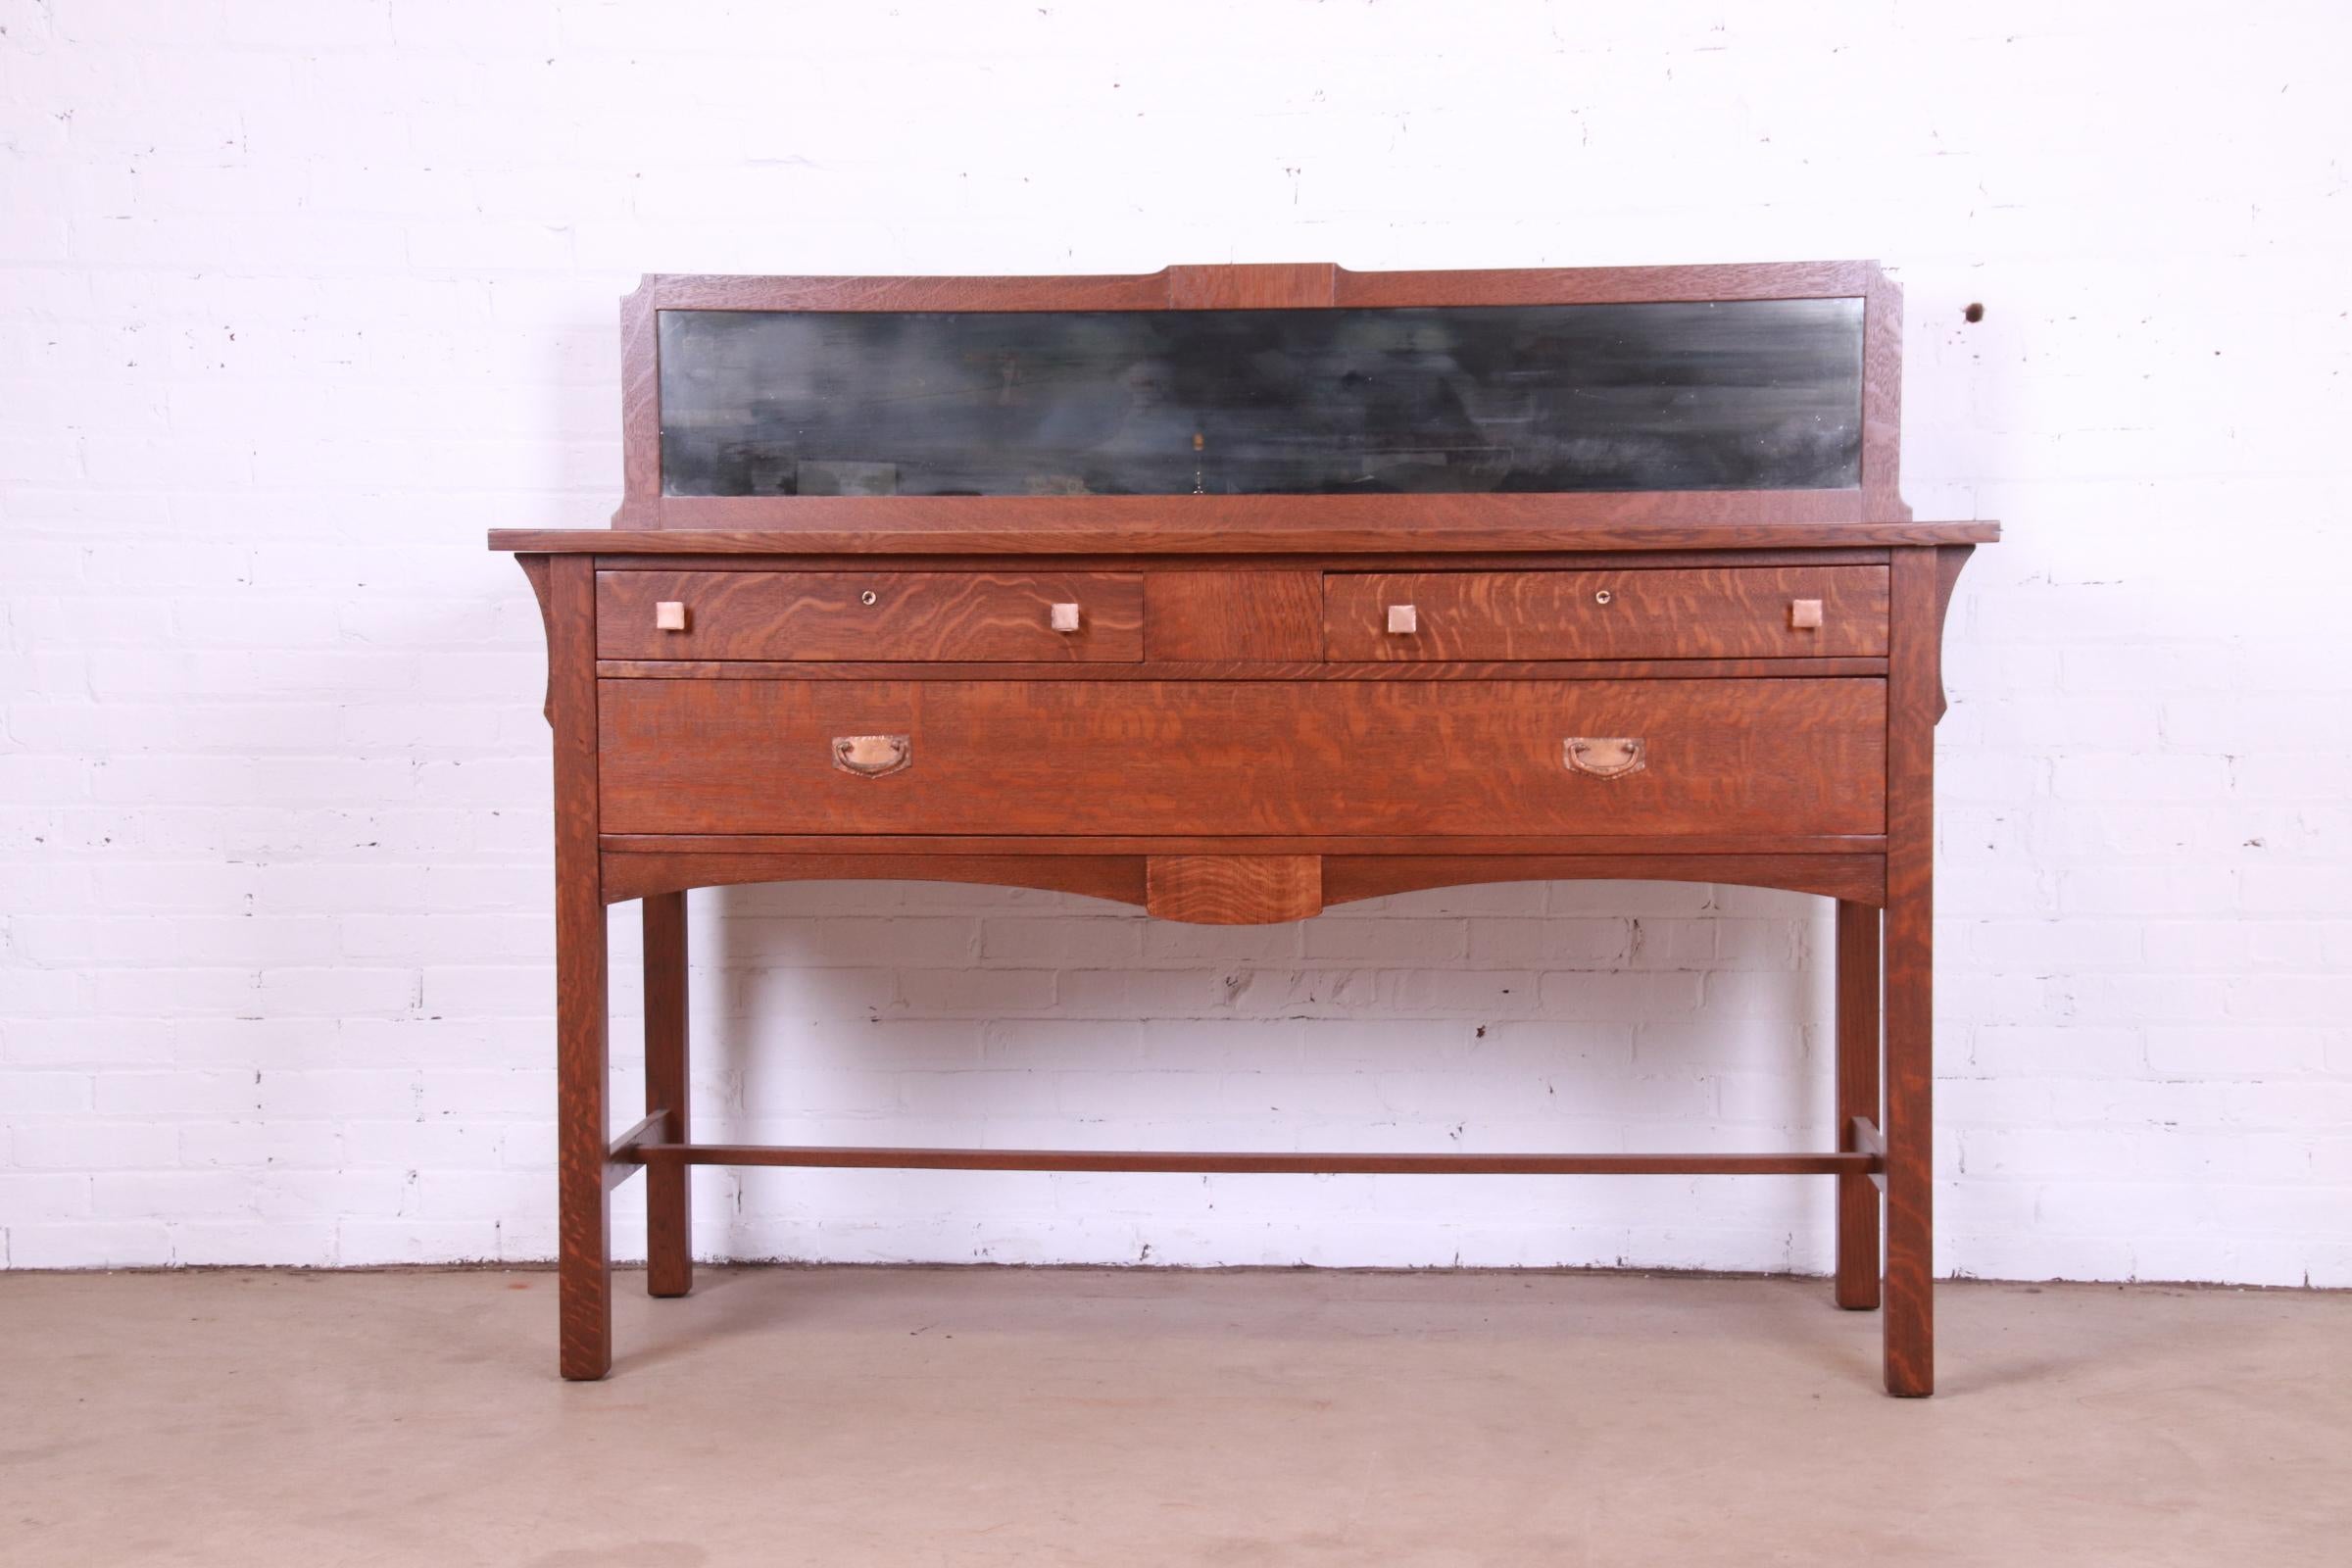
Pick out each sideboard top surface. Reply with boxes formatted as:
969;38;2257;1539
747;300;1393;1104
488;517;1998;556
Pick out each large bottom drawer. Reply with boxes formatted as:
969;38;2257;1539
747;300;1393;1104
597;678;1886;837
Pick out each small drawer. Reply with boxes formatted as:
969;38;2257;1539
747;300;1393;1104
597;571;1145;662
1323;566;1889;662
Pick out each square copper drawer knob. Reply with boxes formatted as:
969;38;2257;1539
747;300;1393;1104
1050;602;1082;633
1789;599;1824;630
1387;604;1418;635
654;601;688;632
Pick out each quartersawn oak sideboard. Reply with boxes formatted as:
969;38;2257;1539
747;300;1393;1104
491;261;1995;1395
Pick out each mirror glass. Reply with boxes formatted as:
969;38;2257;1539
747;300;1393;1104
659;298;1865;497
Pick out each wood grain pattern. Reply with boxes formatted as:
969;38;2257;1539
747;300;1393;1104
1167;262;1336;308
1143;572;1323;661
1331;260;1889;308
582;548;1900;572
636;261;1884;316
596;570;1144;662
550;557;612;1381
1883;547;1940;1396
613;280;660;527
624;1145;1878;1177
1146;855;1323;924
599;657;1890;684
1323;854;1885;907
634;270;1179;314
1835;900;1883;1310
1861;271;1910;519
600;832;1888;858
641;889;691;1299
601;852;1148;906
494;514;2000;557
596;678;1888;839
1324;567;1890;661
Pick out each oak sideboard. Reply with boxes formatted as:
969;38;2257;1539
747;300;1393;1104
491;260;1995;1394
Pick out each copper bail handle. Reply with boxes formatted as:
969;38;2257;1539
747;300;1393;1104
833;734;911;778
1563;736;1646;779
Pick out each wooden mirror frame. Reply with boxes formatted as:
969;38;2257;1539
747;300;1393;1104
612;260;1911;533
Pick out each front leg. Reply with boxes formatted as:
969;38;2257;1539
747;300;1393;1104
551;556;613;1380
1881;546;1941;1396
1882;873;1933;1396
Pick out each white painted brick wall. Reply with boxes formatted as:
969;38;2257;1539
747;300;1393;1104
4;0;2348;1286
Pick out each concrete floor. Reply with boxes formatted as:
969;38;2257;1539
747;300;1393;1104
4;1267;2347;1566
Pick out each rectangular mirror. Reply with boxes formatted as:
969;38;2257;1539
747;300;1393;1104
659;298;1865;499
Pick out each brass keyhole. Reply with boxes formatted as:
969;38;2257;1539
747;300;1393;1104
1593;589;1613;606
859;590;878;607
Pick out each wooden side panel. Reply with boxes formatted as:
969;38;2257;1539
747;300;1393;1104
1147;855;1323;924
1325;567;1888;661
596;570;1144;662
515;554;555;723
597;678;1887;838
550;557;612;1381
1144;571;1323;661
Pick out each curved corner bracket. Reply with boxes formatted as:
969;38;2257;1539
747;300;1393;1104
1931;544;1976;722
514;553;556;725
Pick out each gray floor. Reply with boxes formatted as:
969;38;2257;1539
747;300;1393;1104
4;1266;2346;1566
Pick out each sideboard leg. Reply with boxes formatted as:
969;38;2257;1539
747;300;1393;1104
643;889;693;1298
1883;879;1934;1396
1834;900;1882;1311
1882;547;1938;1396
552;556;612;1381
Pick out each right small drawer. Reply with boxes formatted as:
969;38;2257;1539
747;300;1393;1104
1323;566;1890;662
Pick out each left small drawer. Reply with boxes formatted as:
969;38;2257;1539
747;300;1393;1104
596;571;1146;662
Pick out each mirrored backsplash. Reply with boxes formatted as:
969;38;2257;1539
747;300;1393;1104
659;298;1865;498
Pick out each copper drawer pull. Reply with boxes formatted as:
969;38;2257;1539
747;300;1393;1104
1564;737;1645;779
832;734;911;778
1051;602;1082;633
